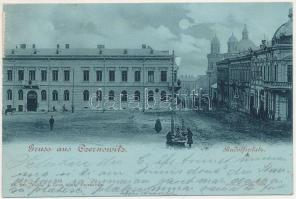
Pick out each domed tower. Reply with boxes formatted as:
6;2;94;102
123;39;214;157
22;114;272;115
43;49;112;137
272;8;292;45
242;24;249;40
227;33;238;53
237;24;256;52
211;34;220;54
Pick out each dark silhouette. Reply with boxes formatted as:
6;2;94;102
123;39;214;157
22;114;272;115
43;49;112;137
49;116;54;131
5;107;16;115
176;127;181;137
63;105;68;112
187;128;193;148
166;131;173;146
53;106;57;112
154;119;162;133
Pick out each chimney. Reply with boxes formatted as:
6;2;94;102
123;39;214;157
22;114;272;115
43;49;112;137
142;44;146;49
65;44;70;49
32;44;36;49
20;44;26;49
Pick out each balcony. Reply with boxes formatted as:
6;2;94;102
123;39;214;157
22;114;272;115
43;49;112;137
264;81;292;90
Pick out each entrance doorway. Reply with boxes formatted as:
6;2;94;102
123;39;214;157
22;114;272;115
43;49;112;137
27;90;38;111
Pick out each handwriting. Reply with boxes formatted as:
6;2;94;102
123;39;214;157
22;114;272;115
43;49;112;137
3;147;292;197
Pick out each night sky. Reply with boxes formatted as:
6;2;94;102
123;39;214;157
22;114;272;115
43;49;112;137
4;3;292;75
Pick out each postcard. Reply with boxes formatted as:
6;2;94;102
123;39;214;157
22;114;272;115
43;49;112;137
2;2;293;197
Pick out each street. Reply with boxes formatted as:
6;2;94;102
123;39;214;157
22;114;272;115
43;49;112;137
3;110;291;147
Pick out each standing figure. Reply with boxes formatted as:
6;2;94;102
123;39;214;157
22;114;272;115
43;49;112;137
166;131;173;146
187;128;193;148
49;115;55;131
176;127;181;137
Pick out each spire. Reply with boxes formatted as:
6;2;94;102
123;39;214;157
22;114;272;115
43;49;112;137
228;33;238;53
228;32;238;43
242;24;248;40
211;33;220;54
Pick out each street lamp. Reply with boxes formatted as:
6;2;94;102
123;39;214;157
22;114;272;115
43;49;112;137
170;52;181;136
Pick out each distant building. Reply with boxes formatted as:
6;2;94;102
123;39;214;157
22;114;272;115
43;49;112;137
178;74;198;109
216;9;292;121
207;25;256;98
3;44;176;112
179;74;198;96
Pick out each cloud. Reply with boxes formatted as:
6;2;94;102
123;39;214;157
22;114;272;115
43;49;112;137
3;3;292;75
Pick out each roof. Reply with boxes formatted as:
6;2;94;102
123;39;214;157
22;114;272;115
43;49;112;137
211;83;217;89
272;19;292;45
4;47;171;57
237;39;256;52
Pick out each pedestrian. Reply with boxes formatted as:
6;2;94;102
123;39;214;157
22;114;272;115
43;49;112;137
49;115;54;131
187;128;193;148
166;131;173;147
176;127;181;137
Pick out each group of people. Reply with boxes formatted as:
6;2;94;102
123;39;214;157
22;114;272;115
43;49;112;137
166;127;193;148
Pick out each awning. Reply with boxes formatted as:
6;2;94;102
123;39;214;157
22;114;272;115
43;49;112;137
211;83;217;89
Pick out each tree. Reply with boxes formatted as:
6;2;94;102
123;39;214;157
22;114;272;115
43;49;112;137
155;119;162;133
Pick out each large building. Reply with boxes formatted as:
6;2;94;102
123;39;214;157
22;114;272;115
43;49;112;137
3;44;176;112
216;9;292;121
207;25;256;99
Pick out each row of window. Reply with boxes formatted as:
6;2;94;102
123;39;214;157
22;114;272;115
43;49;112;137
6;70;168;83
6;89;168;102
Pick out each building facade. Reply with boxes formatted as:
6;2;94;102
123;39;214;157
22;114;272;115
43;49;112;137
3;44;176;112
216;9;292;121
207;25;256;99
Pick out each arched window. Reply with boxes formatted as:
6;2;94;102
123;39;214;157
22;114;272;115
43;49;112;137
7;89;12;100
134;91;140;101
83;90;89;101
64;90;69;101
160;91;166;101
121;90;127;102
96;90;102;101
52;90;58;101
148;90;154;102
109;90;114;101
41;90;47;101
18;90;23;100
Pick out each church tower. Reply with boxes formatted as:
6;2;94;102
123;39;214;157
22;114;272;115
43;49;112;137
237;24;256;52
242;24;249;40
211;34;220;54
207;34;223;93
227;33;238;53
